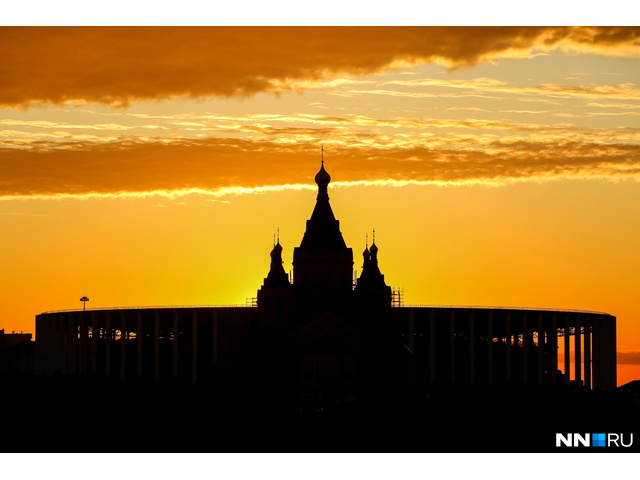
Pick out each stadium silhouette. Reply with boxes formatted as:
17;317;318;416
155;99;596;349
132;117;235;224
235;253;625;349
21;160;636;453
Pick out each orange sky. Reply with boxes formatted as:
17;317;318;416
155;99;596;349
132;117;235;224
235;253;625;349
1;26;640;386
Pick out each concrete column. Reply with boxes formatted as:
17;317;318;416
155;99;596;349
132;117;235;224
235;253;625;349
64;318;70;374
173;309;179;380
592;315;616;390
592;316;601;389
41;316;52;376
137;310;143;378
47;318;54;375
408;309;415;354
58;317;66;375
550;313;558;386
79;312;87;375
46;317;53;376
46;317;54;375
488;311;494;386
575;315;582;386
33;317;43;376
44;316;53;376
39;317;47;376
154;310;160;380
537;312;544;386
564;313;571;386
57;314;64;375
192;310;198;385
41;316;51;376
584;315;591;390
505;311;511;382
212;309;218;368
61;318;68;374
36;316;50;376
120;311;127;383
68;314;77;375
522;312;529;385
57;317;64;375
91;312;99;376
468;310;475;387
58;317;65;375
449;310;455;385
105;312;112;378
429;309;435;388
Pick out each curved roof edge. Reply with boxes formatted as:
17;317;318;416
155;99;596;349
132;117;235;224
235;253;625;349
400;304;614;316
38;304;255;315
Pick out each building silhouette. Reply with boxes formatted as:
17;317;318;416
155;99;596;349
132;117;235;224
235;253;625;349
35;161;618;408
0;329;33;375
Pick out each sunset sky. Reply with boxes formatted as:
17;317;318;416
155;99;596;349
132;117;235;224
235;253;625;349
2;25;640;385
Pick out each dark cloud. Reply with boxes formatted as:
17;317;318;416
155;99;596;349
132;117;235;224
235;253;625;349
1;26;639;108
1;137;639;198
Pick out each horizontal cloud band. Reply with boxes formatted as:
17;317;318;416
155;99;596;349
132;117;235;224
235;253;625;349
1;26;640;107
1;138;639;199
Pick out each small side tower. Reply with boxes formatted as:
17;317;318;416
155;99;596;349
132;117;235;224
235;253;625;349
261;232;290;291
257;232;294;324
355;230;392;308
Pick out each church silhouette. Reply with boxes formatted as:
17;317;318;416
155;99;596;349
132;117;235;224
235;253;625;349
255;158;408;408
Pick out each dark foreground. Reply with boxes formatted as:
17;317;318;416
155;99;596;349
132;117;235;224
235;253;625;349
1;373;638;453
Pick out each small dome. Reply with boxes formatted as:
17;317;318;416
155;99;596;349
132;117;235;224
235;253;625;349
370;241;378;254
315;161;331;185
271;241;283;257
271;242;282;259
363;246;370;257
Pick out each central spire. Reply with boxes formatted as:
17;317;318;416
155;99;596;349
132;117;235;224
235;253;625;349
298;150;347;254
292;150;354;297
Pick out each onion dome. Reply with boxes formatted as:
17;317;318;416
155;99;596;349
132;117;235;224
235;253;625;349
370;234;378;264
362;243;371;270
264;236;289;289
315;160;331;185
271;240;283;257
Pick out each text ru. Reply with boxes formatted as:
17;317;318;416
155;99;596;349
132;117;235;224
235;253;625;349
556;433;634;447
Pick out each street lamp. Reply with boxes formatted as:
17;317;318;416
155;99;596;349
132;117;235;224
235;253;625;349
80;296;89;311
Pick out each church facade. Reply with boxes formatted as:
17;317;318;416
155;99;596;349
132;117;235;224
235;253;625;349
35;162;618;406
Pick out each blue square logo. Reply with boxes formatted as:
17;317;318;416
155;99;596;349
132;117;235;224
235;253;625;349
592;433;606;447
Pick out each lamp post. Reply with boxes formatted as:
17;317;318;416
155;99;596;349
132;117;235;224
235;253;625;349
80;296;89;311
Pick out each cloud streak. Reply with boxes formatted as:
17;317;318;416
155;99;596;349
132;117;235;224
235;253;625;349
377;77;640;102
4;111;636;148
2;136;639;199
2;26;640;108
